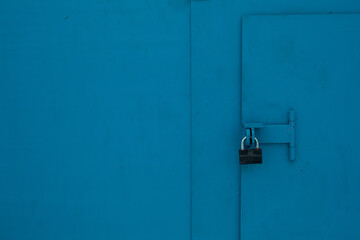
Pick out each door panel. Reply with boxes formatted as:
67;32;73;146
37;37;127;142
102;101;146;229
242;14;360;239
0;1;190;239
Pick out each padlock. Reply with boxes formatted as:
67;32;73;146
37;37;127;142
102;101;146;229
239;136;262;164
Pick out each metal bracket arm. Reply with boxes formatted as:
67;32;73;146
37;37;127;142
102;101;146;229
243;111;295;161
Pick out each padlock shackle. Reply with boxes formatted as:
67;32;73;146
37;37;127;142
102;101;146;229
241;136;259;149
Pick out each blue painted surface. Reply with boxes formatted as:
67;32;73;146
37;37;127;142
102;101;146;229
1;1;360;240
191;1;360;240
243;110;296;161
0;1;190;239
242;14;360;239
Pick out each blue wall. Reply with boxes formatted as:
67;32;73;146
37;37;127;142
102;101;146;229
191;0;360;239
0;1;190;239
1;0;360;239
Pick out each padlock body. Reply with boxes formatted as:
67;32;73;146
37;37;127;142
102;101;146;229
239;148;262;164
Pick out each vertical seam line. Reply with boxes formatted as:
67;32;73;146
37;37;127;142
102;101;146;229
189;0;193;240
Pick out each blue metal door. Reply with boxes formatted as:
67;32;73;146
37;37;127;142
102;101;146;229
2;1;360;240
0;1;190;239
241;14;360;239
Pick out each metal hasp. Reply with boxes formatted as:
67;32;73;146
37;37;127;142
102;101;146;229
243;110;296;161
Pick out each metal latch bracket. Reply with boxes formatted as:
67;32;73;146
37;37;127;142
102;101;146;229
243;110;295;161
